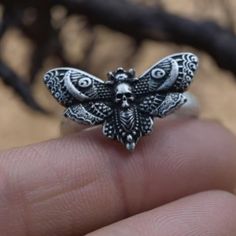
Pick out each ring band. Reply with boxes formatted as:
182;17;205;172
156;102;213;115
172;92;200;118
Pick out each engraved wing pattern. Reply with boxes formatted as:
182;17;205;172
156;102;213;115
135;53;198;118
44;53;198;151
44;68;114;125
134;53;198;94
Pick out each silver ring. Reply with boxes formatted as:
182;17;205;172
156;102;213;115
170;92;199;118
44;52;199;151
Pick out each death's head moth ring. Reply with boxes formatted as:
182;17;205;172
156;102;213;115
44;53;199;151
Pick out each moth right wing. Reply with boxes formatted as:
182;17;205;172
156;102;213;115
135;53;198;118
44;67;113;107
133;53;198;95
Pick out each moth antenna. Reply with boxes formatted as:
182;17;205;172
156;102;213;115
116;67;125;73
107;71;114;80
128;68;136;77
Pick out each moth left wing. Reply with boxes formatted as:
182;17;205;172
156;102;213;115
133;53;198;95
64;101;113;125
44;67;113;107
138;93;187;118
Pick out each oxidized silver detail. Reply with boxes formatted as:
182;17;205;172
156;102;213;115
44;52;199;151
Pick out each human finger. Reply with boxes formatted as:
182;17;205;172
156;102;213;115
0;119;235;235
88;190;236;236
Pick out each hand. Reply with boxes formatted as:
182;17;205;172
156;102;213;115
0;118;236;236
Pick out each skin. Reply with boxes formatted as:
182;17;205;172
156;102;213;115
0;118;236;235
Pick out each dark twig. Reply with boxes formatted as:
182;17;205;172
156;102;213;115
80;24;97;70
1;0;236;112
123;39;143;68
0;61;46;112
59;0;236;77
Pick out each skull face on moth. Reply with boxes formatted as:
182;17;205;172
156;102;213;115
114;83;134;108
44;53;198;151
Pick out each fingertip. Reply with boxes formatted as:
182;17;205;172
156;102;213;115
87;190;236;236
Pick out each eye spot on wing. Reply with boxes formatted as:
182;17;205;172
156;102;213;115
55;92;60;98
78;77;92;88
189;62;197;70
151;68;166;79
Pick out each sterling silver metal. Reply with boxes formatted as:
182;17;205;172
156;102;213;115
44;53;199;151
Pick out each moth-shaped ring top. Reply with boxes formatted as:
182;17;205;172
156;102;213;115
44;53;199;151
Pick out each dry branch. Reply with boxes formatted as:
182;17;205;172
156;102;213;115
60;0;236;75
1;0;236;111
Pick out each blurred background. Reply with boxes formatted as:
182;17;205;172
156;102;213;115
0;0;236;149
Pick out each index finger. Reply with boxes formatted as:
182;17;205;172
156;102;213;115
0;119;235;236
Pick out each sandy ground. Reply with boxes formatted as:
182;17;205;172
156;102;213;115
0;0;236;150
